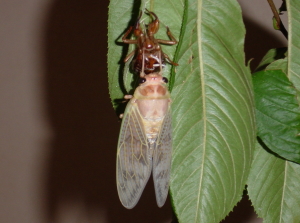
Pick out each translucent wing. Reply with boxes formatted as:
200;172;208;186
152;107;172;207
116;101;152;209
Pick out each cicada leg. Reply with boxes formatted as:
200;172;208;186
133;11;143;37
119;94;133;119
163;52;179;66
156;26;178;66
122;12;144;64
124;95;133;100
122;26;139;44
124;50;136;63
157;27;178;45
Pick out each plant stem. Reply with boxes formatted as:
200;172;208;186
266;0;288;39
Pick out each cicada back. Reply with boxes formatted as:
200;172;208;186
116;74;172;208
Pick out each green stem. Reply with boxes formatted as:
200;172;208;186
266;0;288;39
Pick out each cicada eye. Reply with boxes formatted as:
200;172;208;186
162;77;168;83
139;77;146;84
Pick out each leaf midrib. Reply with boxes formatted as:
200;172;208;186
195;0;207;221
279;161;288;223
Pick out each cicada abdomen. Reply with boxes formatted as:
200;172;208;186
116;74;172;209
122;9;178;75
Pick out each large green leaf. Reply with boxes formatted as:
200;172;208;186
169;0;255;222
248;142;300;223
253;69;300;163
286;0;300;99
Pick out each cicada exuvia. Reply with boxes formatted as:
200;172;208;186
122;9;178;75
116;73;172;209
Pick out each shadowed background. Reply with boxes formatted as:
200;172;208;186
0;0;286;222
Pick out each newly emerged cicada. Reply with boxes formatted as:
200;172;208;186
116;73;172;209
122;9;178;75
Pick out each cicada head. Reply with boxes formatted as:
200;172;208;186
135;74;170;99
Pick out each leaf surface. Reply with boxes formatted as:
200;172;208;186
169;0;255;222
248;142;300;223
255;48;287;72
253;69;300;163
287;0;300;99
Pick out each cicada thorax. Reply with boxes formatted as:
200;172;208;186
122;9;178;76
134;74;171;140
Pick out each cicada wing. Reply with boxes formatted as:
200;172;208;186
152;108;172;207
117;102;152;209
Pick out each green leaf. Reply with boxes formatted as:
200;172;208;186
248;141;300;223
266;57;288;72
255;48;287;72
286;0;300;99
253;69;300;163
169;0;255;222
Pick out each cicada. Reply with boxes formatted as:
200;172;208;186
122;9;178;75
116;73;172;209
